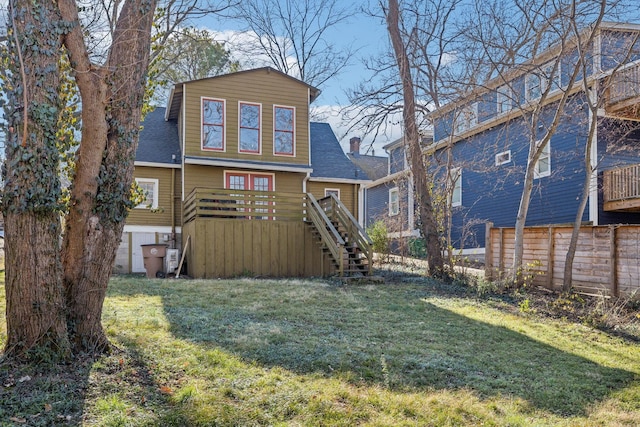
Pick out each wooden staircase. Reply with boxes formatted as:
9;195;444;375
306;193;373;277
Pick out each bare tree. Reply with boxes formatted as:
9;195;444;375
387;0;446;278
231;0;354;88
456;0;616;282
562;26;640;291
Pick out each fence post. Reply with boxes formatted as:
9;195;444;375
485;222;494;280
498;228;505;278
610;225;619;297
547;226;554;289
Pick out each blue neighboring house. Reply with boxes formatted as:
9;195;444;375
428;22;640;255
354;131;434;255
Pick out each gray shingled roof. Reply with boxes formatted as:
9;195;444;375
136;107;181;164
346;153;388;181
310;122;369;181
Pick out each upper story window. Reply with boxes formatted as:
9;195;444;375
389;187;399;216
534;140;551;179
274;105;295;156
454;103;477;135
239;102;261;154
497;85;513;115
526;62;560;102
450;168;462;207
134;178;159;209
202;98;225;151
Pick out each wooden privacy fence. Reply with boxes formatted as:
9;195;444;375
485;224;640;297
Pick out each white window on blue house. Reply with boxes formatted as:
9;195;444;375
450;168;462;207
534;141;551;179
495;150;512;166
135;178;159;209
526;62;560;102
389;187;399;216
454;103;478;135
497;85;513;114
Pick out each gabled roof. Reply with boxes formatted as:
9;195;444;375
310;122;370;182
165;67;321;121
346;152;387;181
136;107;181;166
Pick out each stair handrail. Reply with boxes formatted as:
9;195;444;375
319;194;373;275
307;193;345;276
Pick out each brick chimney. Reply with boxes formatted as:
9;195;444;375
349;137;361;154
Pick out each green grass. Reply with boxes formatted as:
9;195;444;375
0;272;639;426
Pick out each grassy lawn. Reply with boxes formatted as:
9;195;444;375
0;270;639;426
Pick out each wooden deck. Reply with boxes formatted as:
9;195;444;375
182;188;372;278
603;164;640;212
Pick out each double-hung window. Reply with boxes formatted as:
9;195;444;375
454;103;478;135
526;62;560;102
497;85;513;115
534;141;551;179
274;105;295;156
450;168;462;207
202;98;225;151
134;178;159;209
239;102;261;153
389;187;399;216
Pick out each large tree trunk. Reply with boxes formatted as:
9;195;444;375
387;0;446;278
60;0;157;353
2;0;70;359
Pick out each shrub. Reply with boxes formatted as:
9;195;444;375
368;220;389;255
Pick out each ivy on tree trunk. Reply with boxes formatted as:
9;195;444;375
2;0;70;360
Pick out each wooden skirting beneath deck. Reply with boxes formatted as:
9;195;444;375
183;218;328;278
485;224;640;297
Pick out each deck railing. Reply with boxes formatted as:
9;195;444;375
183;188;307;223
603;164;640;203
318;194;373;275
307;193;346;276
607;62;640;105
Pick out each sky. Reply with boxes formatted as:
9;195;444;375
191;3;402;157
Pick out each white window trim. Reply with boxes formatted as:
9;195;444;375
454;102;478;135
273;104;296;157
201;97;226;152
134;178;159;209
325;188;340;199
389;187;400;216
450;167;462;207
534;140;551;179
238;101;262;155
525;62;560;103
495;150;512;166
496;85;513;115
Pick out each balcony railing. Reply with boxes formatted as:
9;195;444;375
607;62;640;107
603;164;640;211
